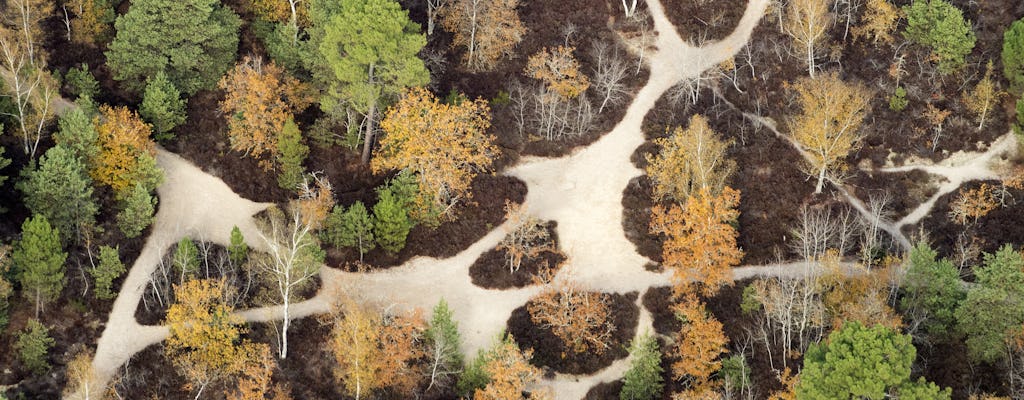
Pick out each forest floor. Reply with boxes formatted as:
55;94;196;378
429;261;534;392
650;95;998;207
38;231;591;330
73;0;1022;398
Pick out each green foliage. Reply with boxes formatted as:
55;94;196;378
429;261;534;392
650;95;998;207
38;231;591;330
373;181;414;254
0;145;9;189
1015;97;1024;138
740;284;761;315
91;245;126;300
15;319;54;375
322;202;376;259
956;245;1024;363
257;21;311;76
18;145;98;243
313;0;429;118
106;0;241;94
796;322;947;399
276;118;308;190
903;0;976;74
456;347;492;397
117;183;157;239
720;355;751;394
889;86;908;112
173;238;200;280
491;90;511;106
140;71;187;141
54;108;99;163
426;298;463;390
0;247;12;332
125;152;165;196
900;242;965;340
228;226;248;266
1003;18;1024;92
620;333;663;400
12;215;67;314
64;64;100;100
896;378;952;400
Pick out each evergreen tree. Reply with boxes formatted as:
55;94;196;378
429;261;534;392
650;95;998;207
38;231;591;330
105;0;241;94
18;145;98;243
15;319;54;375
900;242;965;341
64;64;101;100
140;71;187;141
425;298;463;392
620;333;663;400
456;348;492;397
276;117;308;190
53;108;99;163
1015;97;1024;138
173;238;200;280
228;226;248;266
903;0;976;74
1003;18;1024;92
91;245;125;300
12;215;66;318
373;184;413;254
323;202;375;261
955;245;1024;363
117;183;157;239
0;145;11;190
0;246;12;331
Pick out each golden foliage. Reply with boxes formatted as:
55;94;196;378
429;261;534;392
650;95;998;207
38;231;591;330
226;343;293;400
645;114;736;203
497;200;554;273
294;174;334;229
375;87;497;219
650;187;742;297
816;251;902;330
68;0;111;45
1;0;53;64
671;294;728;390
92;105;157;194
62;349;96;400
963;61;1003;129
852;0;900;45
218;56;313;169
785;0;832;74
767;367;799;400
248;0;309;27
330;298;426;398
527;281;615;354
788;72;870;193
950;183;999;225
474;335;543;400
442;0;526;71
525;46;591;100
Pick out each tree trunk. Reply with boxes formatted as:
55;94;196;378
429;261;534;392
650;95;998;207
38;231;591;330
360;103;376;165
280;294;290;359
807;42;815;78
815;166;825;193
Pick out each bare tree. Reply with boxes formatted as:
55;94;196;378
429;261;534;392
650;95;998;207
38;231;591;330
750;272;827;370
496;201;554;274
589;40;630;114
857;192;892;268
785;0;832;77
790;204;857;261
622;0;639;17
425;0;447;36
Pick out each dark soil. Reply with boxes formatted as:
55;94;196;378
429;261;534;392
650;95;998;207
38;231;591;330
847;168;939;222
621;175;663;263
583;379;624;400
469;222;565;289
661;0;748;43
914;181;1024;260
507;292;639;375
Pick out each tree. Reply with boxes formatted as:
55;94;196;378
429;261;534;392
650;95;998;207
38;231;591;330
526;46;590;100
53;108;99;163
91;105;163;195
650;187;742;297
620;333;663;400
226;343;293;400
795;322;950;399
950;183;998;225
64;64;101;99
18;145;98;243
1003;18;1024;92
165;279;248;398
218;56;312;169
903;0;975;74
956;245;1024;363
527;281;615;354
0;26;58;158
373;183;415;254
441;0;526;71
1016;97;1024;138
457;348;492;397
375;87;497;219
140;71;186;141
117;183;157;239
963;62;1002;130
1;0;54;65
900;243;964;341
67;0;114;45
248;0;309;31
253;204;323;359
315;0;430;165
787;72;870;194
496;201;552;274
474;334;544;400
785;0;832;77
62;349;98;400
173;237;199;280
229;226;249;266
0;146;10;189
0;245;12;331
521;46;594;140
645;114;736;203
15;319;53;375
322;202;376;262
330;298;425;399
106;0;241;94
671;295;728;396
12;215;66;318
276;118;308;190
425;298;463;392
852;0;900;45
91;245;125;300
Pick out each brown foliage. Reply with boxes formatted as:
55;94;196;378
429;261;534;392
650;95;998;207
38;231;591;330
950;183;999;225
817;251;902;330
767;367;799;400
330;298;426;398
68;0;111;45
218;56;313;169
92;105;157;194
496;200;554;274
294;174;334;229
527;281;615;354
442;0;526;71
650;187;742;297
226;344;293;400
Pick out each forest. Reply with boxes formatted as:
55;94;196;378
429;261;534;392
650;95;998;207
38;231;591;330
1;0;1024;398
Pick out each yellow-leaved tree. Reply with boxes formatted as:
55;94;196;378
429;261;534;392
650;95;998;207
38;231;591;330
785;0;832;77
441;0;526;71
788;72;870;194
526;46;591;100
645;114;736;203
474;334;548;400
650;187;743;297
91;105;159;194
963;61;1003;130
375;87;497;220
852;0;900;45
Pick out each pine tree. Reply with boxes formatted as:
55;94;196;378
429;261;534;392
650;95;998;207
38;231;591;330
117;183;157;239
53;108;99;163
12;215;66;318
18;145;98;243
174;237;200;280
15;319;54;375
1002;18;1024;92
900;242;964;340
955;245;1024;363
140;71;187;141
620;333;663;400
229;226;249;266
903;0;975;74
0;246;12;331
276;117;308;190
323;202;375;261
373;185;414;254
425;298;463;392
91;245;126;300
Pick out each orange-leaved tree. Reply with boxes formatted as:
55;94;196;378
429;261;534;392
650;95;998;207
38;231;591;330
645;114;736;203
474;334;547;400
525;46;590;101
650;187;743;297
226;343;293;400
375;86;497;220
527;281;615;354
671;293;729;397
441;0;526;71
218;55;313;169
91;105;159;194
